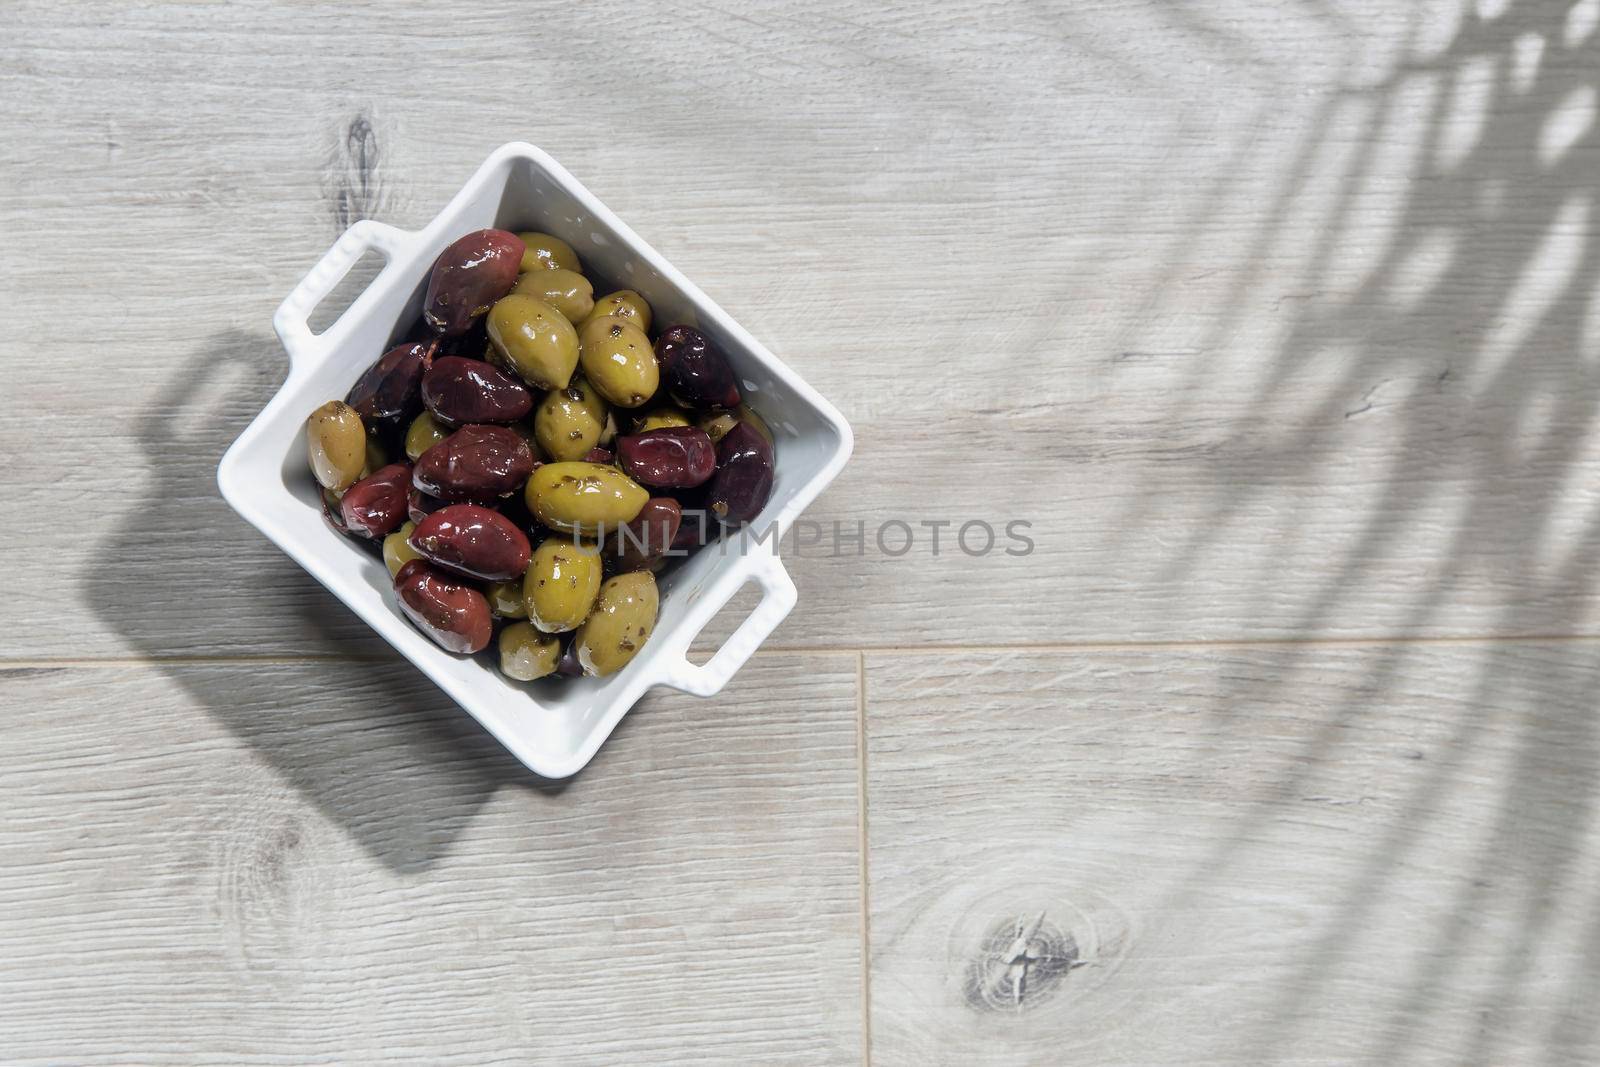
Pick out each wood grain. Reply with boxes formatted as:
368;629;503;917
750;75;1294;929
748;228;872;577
3;0;1599;657
0;655;863;1065
863;641;1600;1065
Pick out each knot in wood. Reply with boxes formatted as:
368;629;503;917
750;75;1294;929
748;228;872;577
962;910;1082;1013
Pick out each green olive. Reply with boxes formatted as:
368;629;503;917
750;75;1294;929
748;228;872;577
582;289;652;334
487;574;529;619
404;411;450;461
514;268;594;324
382;520;422;577
575;571;659;677
534;378;610;463
633;405;693;432
498;622;562;681
307;400;367;491
579;318;659;408
515;231;581;273
523;536;602;633
524;461;648;536
487;293;581;390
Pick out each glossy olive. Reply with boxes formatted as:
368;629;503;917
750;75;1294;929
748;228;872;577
407;487;450;524
307;400;367;492
656;324;741;411
487;294;581;390
424;229;525;336
409;504;532;581
579;317;658;408
556;638;583;677
706;421;774;526
584;447;614;464
523;536;602;633
412;423;535;500
513;268;594;324
575;571;659;677
583;290;652;334
340;462;412;538
699;404;773;446
525;461;649;536
616;426;716;488
533;378;609;463
404;410;450;461
632;405;693;432
422;356;533;425
611;497;682;572
515;231;581;274
383;520;422;577
393;559;493;654
346;341;429;425
487;574;529;618
498;622;562;681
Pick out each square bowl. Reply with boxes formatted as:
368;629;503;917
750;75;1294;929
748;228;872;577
218;142;853;779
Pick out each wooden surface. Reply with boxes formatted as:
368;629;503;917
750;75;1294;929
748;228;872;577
3;0;1599;1062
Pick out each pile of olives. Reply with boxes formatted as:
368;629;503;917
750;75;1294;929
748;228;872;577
305;228;775;681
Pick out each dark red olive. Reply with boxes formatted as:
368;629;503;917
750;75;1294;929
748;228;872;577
706;422;773;526
423;229;524;336
672;507;714;550
407;487;451;524
422;356;533;425
392;559;493;654
413;423;534;500
611;497;683;571
583;446;614;464
409;504;532;581
555;637;583;677
345;342;429;425
616;426;716;488
656;325;741;411
339;463;412;539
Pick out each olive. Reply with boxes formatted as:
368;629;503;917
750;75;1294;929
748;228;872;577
672;507;714;550
393;559;493;654
533;378;610;463
584;446;614;464
424;229;525;336
699;404;773;446
409;503;532;582
307;400;367;492
525;461;649;536
422;356;533;425
706;421;774;526
523;536;602;633
583;290;652;334
579;317;658;408
412;423;535;500
656;325;741;411
346;341;429;425
556;638;583;677
632;405;693;432
616;426;716;488
363;435;389;478
340;462;412;539
498;622;562;681
404;410;450;461
611;497;682;572
486;294;581;390
487;574;529;619
515;231;581;273
383;520;423;577
407;486;450;524
574;571;659;677
513;268;594;324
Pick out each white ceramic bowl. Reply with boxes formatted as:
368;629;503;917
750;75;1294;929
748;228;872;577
218;143;852;779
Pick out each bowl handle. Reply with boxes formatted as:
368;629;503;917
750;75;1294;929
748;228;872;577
657;543;798;697
272;219;417;371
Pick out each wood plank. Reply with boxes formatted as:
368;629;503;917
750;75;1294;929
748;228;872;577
0;654;862;1065
862;641;1600;1065
5;1;1599;657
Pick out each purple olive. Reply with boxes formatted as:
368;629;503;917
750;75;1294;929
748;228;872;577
393;559;493;654
423;229;525;336
422;356;533;425
611;497;683;571
412;423;534;500
705;422;773;526
407;487;451;524
616;426;716;489
339;463;412;539
555;637;583;677
409;504;532;581
345;342;429;425
583;446;614;465
656;325;741;411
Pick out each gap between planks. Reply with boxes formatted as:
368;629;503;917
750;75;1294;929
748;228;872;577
5;631;1600;671
856;649;872;1067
